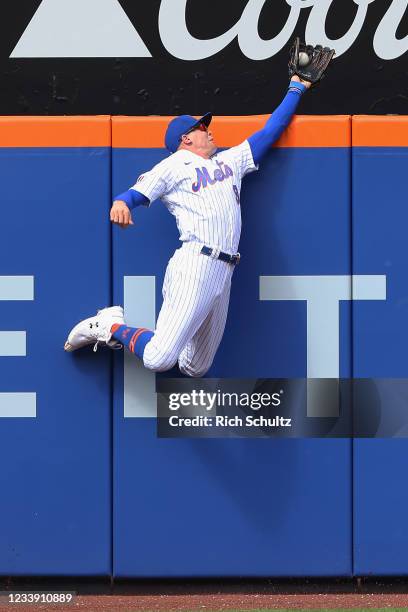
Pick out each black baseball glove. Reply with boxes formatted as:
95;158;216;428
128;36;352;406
288;37;335;86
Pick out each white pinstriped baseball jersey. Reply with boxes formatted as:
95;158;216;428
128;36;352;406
131;140;258;254
128;140;258;376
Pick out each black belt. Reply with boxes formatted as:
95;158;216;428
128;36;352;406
201;246;240;266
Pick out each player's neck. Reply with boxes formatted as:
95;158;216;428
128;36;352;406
178;144;212;159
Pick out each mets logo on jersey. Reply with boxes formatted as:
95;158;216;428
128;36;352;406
192;161;233;192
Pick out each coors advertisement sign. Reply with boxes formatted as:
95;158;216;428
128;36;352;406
2;0;408;115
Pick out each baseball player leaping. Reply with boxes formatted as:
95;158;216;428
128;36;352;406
65;39;335;376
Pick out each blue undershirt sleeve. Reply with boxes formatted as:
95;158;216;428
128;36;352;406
114;189;150;210
247;81;307;165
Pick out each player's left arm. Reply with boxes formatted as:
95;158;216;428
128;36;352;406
247;76;310;166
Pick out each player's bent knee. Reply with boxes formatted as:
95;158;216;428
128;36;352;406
143;359;177;372
142;341;179;372
143;353;178;373
178;362;211;378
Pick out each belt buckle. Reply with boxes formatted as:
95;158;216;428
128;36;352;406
211;247;221;260
235;252;241;265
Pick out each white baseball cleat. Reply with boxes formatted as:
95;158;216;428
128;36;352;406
64;306;125;352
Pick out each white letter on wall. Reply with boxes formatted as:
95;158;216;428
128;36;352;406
0;276;36;418
260;275;386;416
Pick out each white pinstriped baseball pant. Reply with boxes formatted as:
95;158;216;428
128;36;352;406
143;241;234;377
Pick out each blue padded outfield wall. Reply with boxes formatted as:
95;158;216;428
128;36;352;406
0;118;112;575
0;115;407;576
352;117;408;576
112;116;352;577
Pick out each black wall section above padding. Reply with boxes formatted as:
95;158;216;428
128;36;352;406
2;0;408;116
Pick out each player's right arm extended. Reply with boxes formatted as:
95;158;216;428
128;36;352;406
110;189;149;227
248;80;309;165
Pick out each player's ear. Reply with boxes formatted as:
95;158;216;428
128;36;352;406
180;133;192;146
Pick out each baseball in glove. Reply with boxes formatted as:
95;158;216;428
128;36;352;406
288;37;335;86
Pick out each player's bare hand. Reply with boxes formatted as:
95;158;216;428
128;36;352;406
110;200;134;228
291;74;312;89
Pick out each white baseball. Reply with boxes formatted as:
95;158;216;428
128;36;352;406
298;52;310;67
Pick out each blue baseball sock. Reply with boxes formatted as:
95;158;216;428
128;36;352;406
111;324;154;360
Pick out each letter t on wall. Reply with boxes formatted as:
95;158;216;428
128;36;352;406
260;275;386;417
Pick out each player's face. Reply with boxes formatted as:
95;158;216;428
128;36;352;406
181;123;216;157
